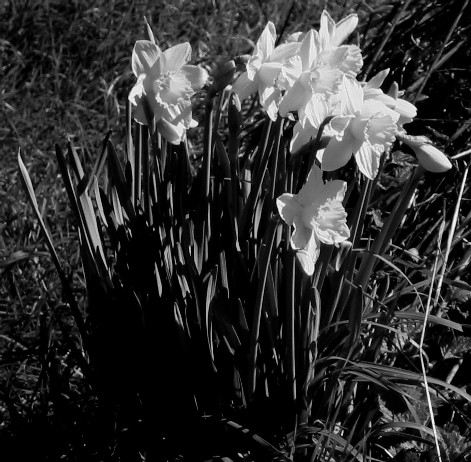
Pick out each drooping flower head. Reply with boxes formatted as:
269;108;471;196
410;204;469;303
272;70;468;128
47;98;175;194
276;164;350;275
129;40;208;144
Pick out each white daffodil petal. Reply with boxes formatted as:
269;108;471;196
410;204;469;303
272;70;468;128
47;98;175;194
354;143;382;180
297;233;320;276
276;194;303;226
269;42;301;63
365;69;390;90
341;75;363;115
327;115;354;138
303;95;330;129
332;13;359;46
394;98;417;121
131;100;147;125
297;164;324;206
129;75;145;104
132;40;161;76
181;65;208;91
255;21;276;61
290;120;318;153
279;55;303;89
296;249;316;276
321;179;347;203
232;72;258;101
279;78;310;117
159;42;192;74
247;53;263;80
321;128;356;171
170;100;193;128
157;118;185;144
319;10;336;49
258;85;280;121
299;29;320;70
257;62;282;87
365;90;397;109
291;217;313;250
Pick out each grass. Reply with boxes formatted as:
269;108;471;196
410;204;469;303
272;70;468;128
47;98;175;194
1;0;471;461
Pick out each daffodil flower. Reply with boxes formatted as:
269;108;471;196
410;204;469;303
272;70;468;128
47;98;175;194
278;29;343;124
320;76;399;179
232;22;301;121
276;164;350;275
363;69;417;127
129;40;208;144
318;10;363;78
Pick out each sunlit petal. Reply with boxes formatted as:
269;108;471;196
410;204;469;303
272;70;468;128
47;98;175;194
299;29;320;70
332;13;359;46
365;69;390;90
319;10;335;49
132;40;161;76
255;21;276;61
302;95;330;129
269;42;300;63
322;179;348;203
159;42;192;74
169;100;193;128
247;53;263;80
325;115;354;138
129;75;145;104
290;120;318;153
181;65;208;91
279;55;302;89
232;71;258;101
291;217;313;249
156;118;185;144
276;194;303;226
279;76;310;117
321;128;357;171
394;98;417;125
297;234;320;276
341;75;363;115
354;142;382;180
257;62;282;87
258;84;281;121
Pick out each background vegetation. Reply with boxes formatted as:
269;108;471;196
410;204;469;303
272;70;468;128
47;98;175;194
1;0;471;461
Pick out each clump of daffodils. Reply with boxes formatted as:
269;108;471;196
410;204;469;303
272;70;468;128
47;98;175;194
128;11;453;274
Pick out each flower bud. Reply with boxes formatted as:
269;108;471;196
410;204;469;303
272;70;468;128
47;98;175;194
209;60;237;97
399;134;452;173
